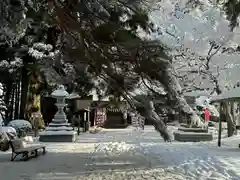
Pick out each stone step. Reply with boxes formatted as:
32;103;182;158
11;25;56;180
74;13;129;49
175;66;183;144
174;131;213;142
45;126;73;131
48;125;71;128
179;123;199;128
39;133;76;142
178;127;208;133
53;115;67;119
48;123;71;127
51;120;68;124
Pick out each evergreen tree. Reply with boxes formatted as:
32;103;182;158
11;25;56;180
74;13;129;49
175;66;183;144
0;0;58;121
187;0;240;30
0;0;96;125
0;0;215;141
46;0;207;141
217;0;240;30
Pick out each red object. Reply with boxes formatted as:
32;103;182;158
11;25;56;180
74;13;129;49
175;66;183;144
94;108;107;127
204;108;210;121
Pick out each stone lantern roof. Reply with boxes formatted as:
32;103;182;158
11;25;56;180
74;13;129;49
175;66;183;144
51;85;69;97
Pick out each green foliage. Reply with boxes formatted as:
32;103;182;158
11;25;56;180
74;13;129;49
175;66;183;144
217;0;240;30
53;0;170;100
31;106;39;112
1;0;173;140
92;23;139;43
189;0;240;30
0;0;27;45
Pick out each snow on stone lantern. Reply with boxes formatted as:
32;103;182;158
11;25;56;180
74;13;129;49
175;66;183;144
51;85;69;123
39;85;76;142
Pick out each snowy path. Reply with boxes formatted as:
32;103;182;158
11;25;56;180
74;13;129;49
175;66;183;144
0;126;240;180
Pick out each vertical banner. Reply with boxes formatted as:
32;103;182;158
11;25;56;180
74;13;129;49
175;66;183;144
131;113;139;129
94;108;107;127
131;112;145;130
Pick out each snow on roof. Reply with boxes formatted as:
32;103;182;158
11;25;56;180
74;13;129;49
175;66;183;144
67;92;80;99
211;87;240;102
184;90;211;97
51;85;69;97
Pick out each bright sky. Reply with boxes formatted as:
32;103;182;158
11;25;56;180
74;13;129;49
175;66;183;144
149;0;240;92
93;0;240;100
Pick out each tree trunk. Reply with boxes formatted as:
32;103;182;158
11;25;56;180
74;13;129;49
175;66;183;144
231;101;238;135
160;65;204;127
27;71;45;135
4;81;12;121
19;67;29;119
14;80;20;119
144;101;171;141
223;101;236;137
120;91;171;141
218;102;224;147
214;83;237;137
8;83;15;121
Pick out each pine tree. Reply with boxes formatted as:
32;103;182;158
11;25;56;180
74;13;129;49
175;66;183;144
0;0;214;141
45;0;206;141
0;0;59;122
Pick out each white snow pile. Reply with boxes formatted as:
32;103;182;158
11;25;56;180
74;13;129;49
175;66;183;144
196;96;219;116
93;141;152;159
2;126;17;136
195;96;209;107
94;142;137;155
0;115;17;139
22;136;34;143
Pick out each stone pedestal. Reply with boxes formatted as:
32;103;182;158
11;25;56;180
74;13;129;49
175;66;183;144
39;85;76;142
39;132;76;142
39;120;76;142
39;117;77;142
178;127;208;133
174;132;213;142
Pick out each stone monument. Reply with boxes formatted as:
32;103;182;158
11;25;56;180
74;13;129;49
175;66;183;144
39;85;76;142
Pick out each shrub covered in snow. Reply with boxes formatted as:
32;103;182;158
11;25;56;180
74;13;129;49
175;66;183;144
0;126;17;151
7;120;32;137
0;138;9;151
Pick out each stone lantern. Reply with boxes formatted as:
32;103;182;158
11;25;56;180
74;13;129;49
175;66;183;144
39;85;76;142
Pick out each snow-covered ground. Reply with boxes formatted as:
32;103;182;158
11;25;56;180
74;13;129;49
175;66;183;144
0;126;240;180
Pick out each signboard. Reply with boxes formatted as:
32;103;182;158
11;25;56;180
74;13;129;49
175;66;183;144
94;108;107;127
106;108;121;112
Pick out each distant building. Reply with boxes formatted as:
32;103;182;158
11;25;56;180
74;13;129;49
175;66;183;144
91;101;128;128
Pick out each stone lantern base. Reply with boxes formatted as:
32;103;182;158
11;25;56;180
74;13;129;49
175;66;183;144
39;131;76;142
39;120;77;142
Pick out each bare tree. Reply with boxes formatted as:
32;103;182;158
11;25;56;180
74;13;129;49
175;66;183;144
175;40;239;136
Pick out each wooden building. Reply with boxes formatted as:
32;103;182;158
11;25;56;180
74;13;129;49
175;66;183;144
42;94;129;129
71;95;92;131
91;101;128;128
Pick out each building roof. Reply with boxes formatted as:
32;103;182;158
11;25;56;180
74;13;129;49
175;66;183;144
211;87;240;102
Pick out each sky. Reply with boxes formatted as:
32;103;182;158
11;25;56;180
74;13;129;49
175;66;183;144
93;0;240;100
148;0;240;93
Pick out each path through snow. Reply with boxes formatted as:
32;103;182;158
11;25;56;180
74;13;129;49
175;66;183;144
0;126;239;180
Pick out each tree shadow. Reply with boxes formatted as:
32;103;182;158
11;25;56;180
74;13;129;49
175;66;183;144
0;143;240;180
137;143;240;179
0;149;151;180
